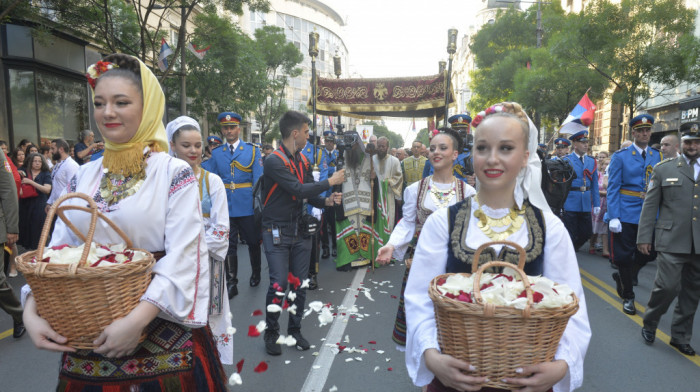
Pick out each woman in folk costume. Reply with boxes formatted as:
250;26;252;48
404;103;590;392
376;129;476;348
21;54;227;391
166;116;234;365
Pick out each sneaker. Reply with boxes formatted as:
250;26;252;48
264;330;282;356
290;331;310;351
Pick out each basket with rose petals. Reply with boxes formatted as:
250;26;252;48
428;241;579;390
16;193;155;349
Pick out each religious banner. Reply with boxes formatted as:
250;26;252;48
356;125;373;144
311;73;455;119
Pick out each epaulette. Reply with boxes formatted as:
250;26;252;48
212;144;224;151
654;157;675;167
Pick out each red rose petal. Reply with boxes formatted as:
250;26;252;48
254;361;268;373
282;300;289;310
236;359;244;373
391;295;397;299
480;282;494;290
338;345;346;352
388;367;393;371
272;297;281;304
247;325;261;337
368;341;376;344
533;292;544;303
252;309;263;316
50;244;70;250
437;277;447;286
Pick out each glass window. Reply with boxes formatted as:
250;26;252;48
36;71;89;143
294;17;301;32
34;35;84;72
8;69;38;145
6;24;33;58
277;14;284;27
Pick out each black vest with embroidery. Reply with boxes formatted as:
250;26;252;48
446;197;546;275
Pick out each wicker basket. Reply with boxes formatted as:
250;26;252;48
428;241;579;389
16;192;155;350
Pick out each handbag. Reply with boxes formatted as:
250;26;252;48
19;173;39;199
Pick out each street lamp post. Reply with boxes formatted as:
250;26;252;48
309;31;319;160
333;51;342;133
445;28;458;127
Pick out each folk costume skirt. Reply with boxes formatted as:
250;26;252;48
428;377;553;392
57;318;227;392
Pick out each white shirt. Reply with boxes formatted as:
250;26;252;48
632;143;647;156
388;178;475;261
228;139;240;152
47;156;79;206
683;154;700;180
404;200;591;392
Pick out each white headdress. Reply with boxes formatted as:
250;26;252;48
165;116;201;157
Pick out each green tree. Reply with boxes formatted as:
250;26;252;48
184;11;267;124
551;0;700;141
415;128;430;146
252;25;303;142
361;121;404;149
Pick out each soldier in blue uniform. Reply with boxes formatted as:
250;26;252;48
422;114;475;186
607;114;661;315
562;130;600;252
300;133;328;290
320;130;339;259
202;112;263;298
552;138;570;159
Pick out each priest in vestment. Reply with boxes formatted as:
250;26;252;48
372;137;403;230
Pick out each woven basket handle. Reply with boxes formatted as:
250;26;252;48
36;192;133;269
471;241;527;273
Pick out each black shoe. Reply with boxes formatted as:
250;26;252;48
622;299;636;315
670;341;696;356
308;274;318;290
290;331;310;351
612;272;623;298
331;248;337;257
250;274;261;287
12;320;25;339
228;284;238;299
336;264;351;272
641;328;655;344
322;249;330;259
264;331;282;356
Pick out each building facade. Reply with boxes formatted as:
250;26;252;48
238;0;350;142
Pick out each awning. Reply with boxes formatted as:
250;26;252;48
309;73;455;119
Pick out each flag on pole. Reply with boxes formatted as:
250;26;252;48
411;118;416;132
559;92;596;134
187;42;210;60
157;38;174;72
328;116;334;131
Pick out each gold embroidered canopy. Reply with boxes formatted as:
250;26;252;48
309;73;455;119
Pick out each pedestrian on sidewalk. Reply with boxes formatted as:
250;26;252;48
638;124;700;356
404;102;590;392
260;111;344;356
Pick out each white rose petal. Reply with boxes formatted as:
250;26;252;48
377;350;385;354
329;386;338;392
308;301;324;312
228;372;242;386
267;304;283;313
285;335;297;346
313;365;321;369
318;307;334;327
256;320;266;333
285;360;291;364
226;326;236;335
345;358;354;362
300;278;310;289
288;304;298;315
355;357;362;361
288;291;297;302
374;366;380;372
276;335;287;345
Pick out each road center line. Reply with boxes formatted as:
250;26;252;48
301;267;367;392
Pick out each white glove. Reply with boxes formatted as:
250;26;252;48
593;207;601;215
609;218;622;233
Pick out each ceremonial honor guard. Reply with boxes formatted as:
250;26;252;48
562;130;600;252
638;123;700;356
422;114;474;185
202;112;263;298
320;130;338;259
553;138;571;159
607;114;661;314
301;133;328;289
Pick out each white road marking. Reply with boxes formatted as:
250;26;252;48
300;267;367;392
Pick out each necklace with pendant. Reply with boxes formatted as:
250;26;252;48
473;196;526;241
99;160;147;205
428;178;456;209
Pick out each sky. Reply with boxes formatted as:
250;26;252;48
323;0;483;146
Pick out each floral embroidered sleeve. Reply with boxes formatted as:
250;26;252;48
204;172;229;261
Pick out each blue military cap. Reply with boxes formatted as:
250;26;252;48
207;135;223;145
448;114;472;129
629;114;654;130
568;130;589;142
323;130;336;142
217;111;241;126
538;143;547;149
554;138;571;147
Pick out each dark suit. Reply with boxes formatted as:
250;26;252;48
638;155;700;344
0;152;22;324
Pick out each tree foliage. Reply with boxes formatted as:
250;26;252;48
361;121;404;149
252;25;303;141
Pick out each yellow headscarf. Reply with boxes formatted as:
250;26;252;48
100;57;169;176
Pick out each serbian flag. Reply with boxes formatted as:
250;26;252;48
559;92;596;134
187;42;210;60
157;38;174;71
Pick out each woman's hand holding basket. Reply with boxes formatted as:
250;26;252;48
502;360;568;392
93;301;160;358
23;297;76;353
424;348;488;391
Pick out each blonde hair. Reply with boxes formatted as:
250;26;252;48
476;102;530;146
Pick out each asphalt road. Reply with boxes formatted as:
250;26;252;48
1;244;699;391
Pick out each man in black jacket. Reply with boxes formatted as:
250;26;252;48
261;111;344;356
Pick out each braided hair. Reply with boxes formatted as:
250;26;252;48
435;127;463;153
97;53;142;94
475;102;530;146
